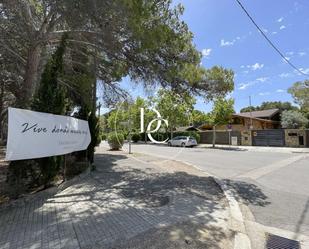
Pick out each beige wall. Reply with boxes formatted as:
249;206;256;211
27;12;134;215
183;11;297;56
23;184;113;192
214;117;276;132
241;130;252;146
285;129;306;147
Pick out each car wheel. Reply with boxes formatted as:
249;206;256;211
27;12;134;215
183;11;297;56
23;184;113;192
181;142;186;147
168;142;172;147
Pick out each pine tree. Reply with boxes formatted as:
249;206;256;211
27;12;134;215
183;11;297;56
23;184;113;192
32;34;69;187
32;34;69;114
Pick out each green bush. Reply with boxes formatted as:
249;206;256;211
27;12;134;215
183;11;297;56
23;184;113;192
131;133;140;143
101;133;107;140
107;132;124;150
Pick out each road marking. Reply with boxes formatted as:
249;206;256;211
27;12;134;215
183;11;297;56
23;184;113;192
237;155;307;180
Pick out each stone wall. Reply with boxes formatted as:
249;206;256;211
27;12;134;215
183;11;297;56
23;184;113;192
285;129;307;147
241;130;252;146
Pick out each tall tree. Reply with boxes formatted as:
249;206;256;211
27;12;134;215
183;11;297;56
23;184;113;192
240;101;298;113
153;89;196;138
288;80;309;115
209;98;235;147
281;110;308;129
1;0;234;108
32;34;69;114
107;97;151;134
190;110;209;127
31;34;69;187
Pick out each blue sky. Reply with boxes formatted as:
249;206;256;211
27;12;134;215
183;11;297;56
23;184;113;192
103;0;309;113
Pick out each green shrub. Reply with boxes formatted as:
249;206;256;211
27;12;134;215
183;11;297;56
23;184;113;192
131;133;140;143
107;132;124;150
101;133;107;140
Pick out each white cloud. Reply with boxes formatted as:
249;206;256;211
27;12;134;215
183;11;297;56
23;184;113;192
220;39;235;47
282;57;290;63
277;17;284;22
279;73;292;78
262;28;268;33
240;65;245;68
247;63;264;71
286;51;294;56
238;83;251;90
272;31;278;35
279;25;286;30
259;92;270;96
294;2;301;12
276;89;285;93
299;68;309;74
294;68;309;75
238;81;255;90
201;48;212;58
298;52;306;57
256;77;269;82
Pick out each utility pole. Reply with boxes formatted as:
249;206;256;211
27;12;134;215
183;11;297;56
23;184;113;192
128;116;132;154
97;102;102;117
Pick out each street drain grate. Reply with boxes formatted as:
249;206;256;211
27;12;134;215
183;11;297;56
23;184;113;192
266;234;300;249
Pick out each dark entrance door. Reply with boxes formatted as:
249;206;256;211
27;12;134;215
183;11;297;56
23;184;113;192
252;129;285;147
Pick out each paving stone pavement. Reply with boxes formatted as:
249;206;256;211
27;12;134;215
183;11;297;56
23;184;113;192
0;148;231;249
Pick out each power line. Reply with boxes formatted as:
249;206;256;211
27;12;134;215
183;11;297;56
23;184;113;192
235;0;309;77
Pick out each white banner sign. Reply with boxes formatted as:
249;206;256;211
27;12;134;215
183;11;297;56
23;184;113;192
5;108;91;161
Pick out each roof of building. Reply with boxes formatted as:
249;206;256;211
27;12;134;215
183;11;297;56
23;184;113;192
175;126;201;132
233;108;280;119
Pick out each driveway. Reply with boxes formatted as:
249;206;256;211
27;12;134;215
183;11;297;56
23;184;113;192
114;142;309;241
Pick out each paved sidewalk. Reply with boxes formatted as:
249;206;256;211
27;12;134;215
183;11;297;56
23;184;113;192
0;147;233;249
197;143;309;153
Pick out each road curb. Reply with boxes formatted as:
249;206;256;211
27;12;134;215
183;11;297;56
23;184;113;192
103;144;253;248
170;159;252;249
125;147;252;248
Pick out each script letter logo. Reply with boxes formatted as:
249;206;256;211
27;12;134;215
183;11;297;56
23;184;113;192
140;108;168;144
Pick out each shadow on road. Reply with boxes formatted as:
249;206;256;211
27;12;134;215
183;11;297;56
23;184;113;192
224;179;271;207
294;198;309;240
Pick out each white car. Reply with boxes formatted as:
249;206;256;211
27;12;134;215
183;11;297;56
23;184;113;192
167;136;197;147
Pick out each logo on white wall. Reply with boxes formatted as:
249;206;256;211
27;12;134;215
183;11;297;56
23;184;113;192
140;108;168;144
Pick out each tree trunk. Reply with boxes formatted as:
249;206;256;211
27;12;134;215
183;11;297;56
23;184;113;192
212;125;216;148
170;127;174;139
0;83;4;140
19;44;42;107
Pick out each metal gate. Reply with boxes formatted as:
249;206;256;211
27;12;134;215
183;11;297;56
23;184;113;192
252;129;285;147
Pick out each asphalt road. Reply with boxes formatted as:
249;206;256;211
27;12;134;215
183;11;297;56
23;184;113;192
107;142;309;238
